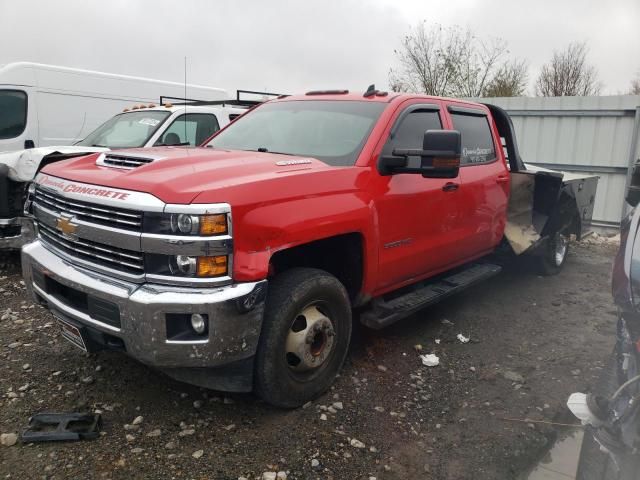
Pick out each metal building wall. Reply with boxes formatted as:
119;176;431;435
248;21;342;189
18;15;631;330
478;95;640;229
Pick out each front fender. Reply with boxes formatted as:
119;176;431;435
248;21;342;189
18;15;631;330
231;191;378;289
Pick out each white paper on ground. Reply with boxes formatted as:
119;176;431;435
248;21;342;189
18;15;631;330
420;354;440;367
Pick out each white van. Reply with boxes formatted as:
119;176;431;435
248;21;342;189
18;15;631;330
0;62;229;153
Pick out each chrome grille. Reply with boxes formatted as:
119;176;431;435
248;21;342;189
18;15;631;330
101;153;154;169
34;186;142;231
38;222;144;275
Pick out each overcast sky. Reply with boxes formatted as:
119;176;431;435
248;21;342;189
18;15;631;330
1;0;638;96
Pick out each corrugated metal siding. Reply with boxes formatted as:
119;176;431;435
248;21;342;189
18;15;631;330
476;95;640;227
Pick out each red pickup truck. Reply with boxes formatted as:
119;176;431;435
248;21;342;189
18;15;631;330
21;87;598;407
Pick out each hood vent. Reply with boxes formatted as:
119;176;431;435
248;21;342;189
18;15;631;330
97;153;155;169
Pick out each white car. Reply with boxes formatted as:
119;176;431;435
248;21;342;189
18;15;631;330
0;100;254;249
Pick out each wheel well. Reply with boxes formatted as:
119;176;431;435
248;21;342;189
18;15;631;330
269;233;364;302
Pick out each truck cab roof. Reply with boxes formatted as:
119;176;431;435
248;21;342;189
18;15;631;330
274;90;488;111
119;103;249;115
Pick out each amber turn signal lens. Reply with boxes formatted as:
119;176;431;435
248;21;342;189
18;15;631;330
433;157;460;168
197;256;227;277
199;214;227;235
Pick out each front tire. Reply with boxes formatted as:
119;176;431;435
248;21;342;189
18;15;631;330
254;268;352;408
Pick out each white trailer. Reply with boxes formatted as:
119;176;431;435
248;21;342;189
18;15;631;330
0;62;228;153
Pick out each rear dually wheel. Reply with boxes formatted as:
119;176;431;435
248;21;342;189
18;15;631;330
537;231;569;275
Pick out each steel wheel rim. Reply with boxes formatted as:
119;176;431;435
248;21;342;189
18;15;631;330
555;234;568;266
285;304;335;373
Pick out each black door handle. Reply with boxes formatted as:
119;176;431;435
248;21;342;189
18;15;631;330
442;182;459;192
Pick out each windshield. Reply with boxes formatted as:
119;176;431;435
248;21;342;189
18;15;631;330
205;100;386;166
76;110;171;148
0;90;28;140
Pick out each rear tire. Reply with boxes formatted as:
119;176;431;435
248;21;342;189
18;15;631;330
537;231;569;275
254;268;352;408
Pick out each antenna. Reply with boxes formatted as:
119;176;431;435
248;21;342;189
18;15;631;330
70;112;87;144
184;56;187;145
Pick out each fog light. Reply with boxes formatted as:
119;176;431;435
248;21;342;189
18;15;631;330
190;313;207;334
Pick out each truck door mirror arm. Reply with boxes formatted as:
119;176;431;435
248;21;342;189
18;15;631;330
378;130;461;179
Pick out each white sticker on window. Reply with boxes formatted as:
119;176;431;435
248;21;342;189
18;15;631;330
463;147;493;163
138;118;160;127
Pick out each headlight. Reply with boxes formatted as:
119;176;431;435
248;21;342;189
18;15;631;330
170;255;197;275
143;212;228;236
146;253;228;278
171;214;198;234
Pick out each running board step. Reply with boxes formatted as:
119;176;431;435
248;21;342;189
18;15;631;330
360;263;502;330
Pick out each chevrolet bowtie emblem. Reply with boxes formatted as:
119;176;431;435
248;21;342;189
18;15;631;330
56;215;78;238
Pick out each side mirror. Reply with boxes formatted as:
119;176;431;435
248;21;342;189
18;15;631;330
627;160;640;207
378;130;461;179
419;130;461;178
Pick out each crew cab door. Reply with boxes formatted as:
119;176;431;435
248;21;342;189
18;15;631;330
373;101;466;292
448;106;509;255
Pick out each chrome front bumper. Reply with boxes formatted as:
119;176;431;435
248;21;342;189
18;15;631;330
0;217;34;250
22;241;267;387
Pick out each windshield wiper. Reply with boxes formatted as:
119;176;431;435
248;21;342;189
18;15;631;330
91;144;109;148
204;146;296;156
253;147;295;156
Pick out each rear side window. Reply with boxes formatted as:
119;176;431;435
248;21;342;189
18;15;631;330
450;113;496;166
385;110;442;168
157;113;220;146
0;90;27;140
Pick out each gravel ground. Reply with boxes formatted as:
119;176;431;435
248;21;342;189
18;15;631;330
0;243;618;480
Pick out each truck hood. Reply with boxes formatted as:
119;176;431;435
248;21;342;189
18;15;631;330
39;147;335;204
0;146;108;182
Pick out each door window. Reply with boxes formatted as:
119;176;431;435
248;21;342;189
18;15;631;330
450;113;496;166
0;90;27;140
384;109;442;168
156;113;220;146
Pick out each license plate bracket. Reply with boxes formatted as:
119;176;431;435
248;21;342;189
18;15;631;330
54;314;88;352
